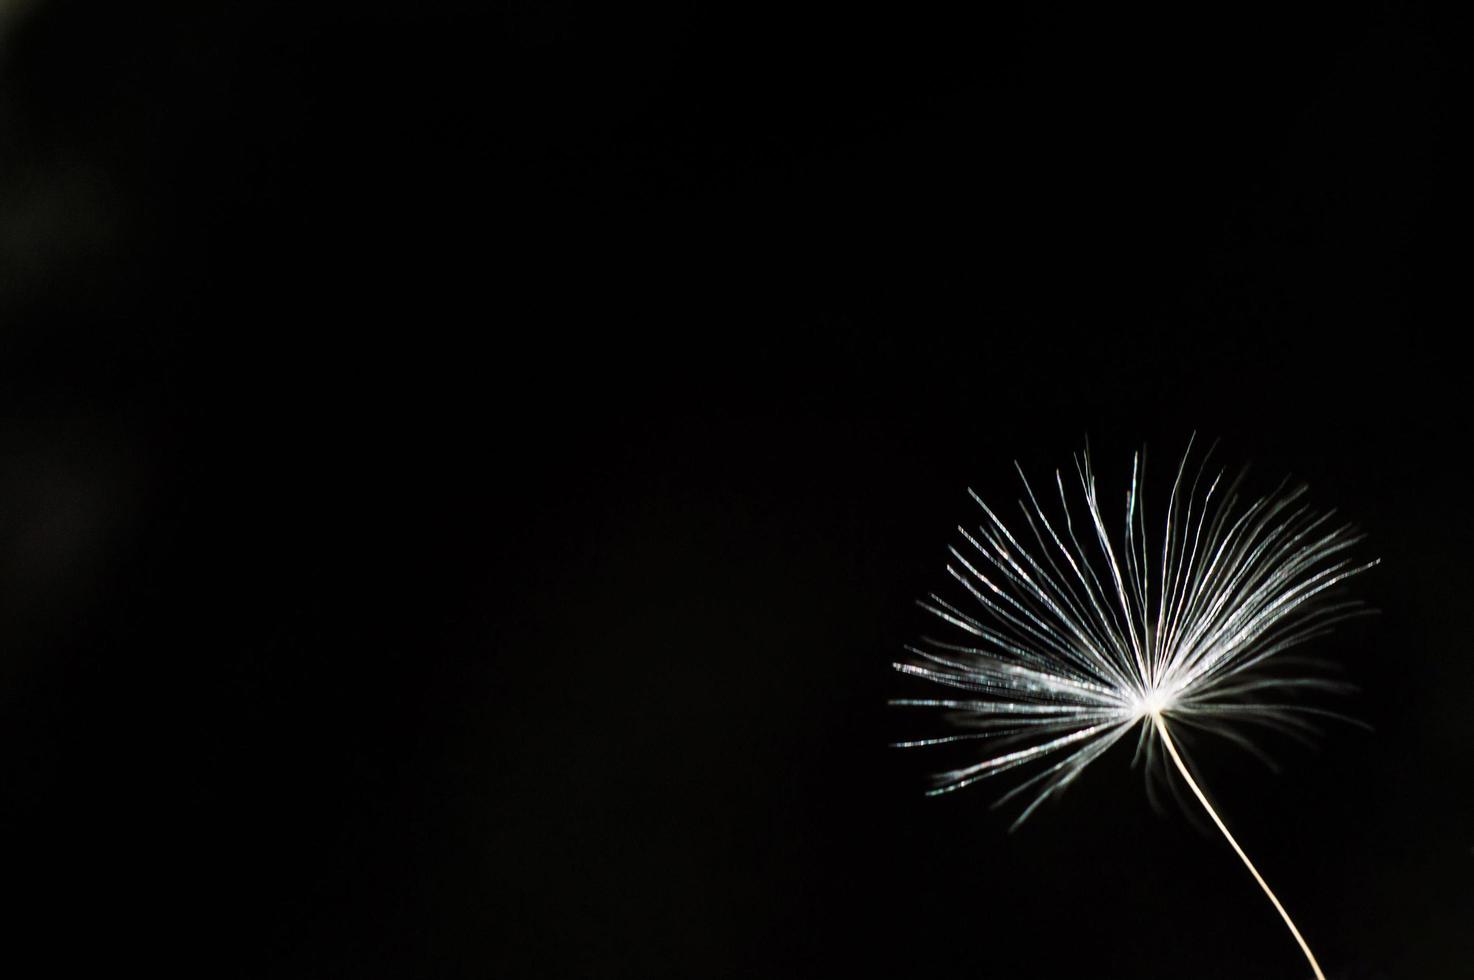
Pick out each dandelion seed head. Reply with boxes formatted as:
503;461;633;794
892;437;1375;826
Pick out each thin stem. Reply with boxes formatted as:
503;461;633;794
1152;712;1326;980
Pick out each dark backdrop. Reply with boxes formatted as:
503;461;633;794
0;2;1467;977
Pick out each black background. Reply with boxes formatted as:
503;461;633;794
1;1;1469;977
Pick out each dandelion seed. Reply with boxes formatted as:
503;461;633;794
893;438;1376;980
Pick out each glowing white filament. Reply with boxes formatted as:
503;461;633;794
1154;713;1326;980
